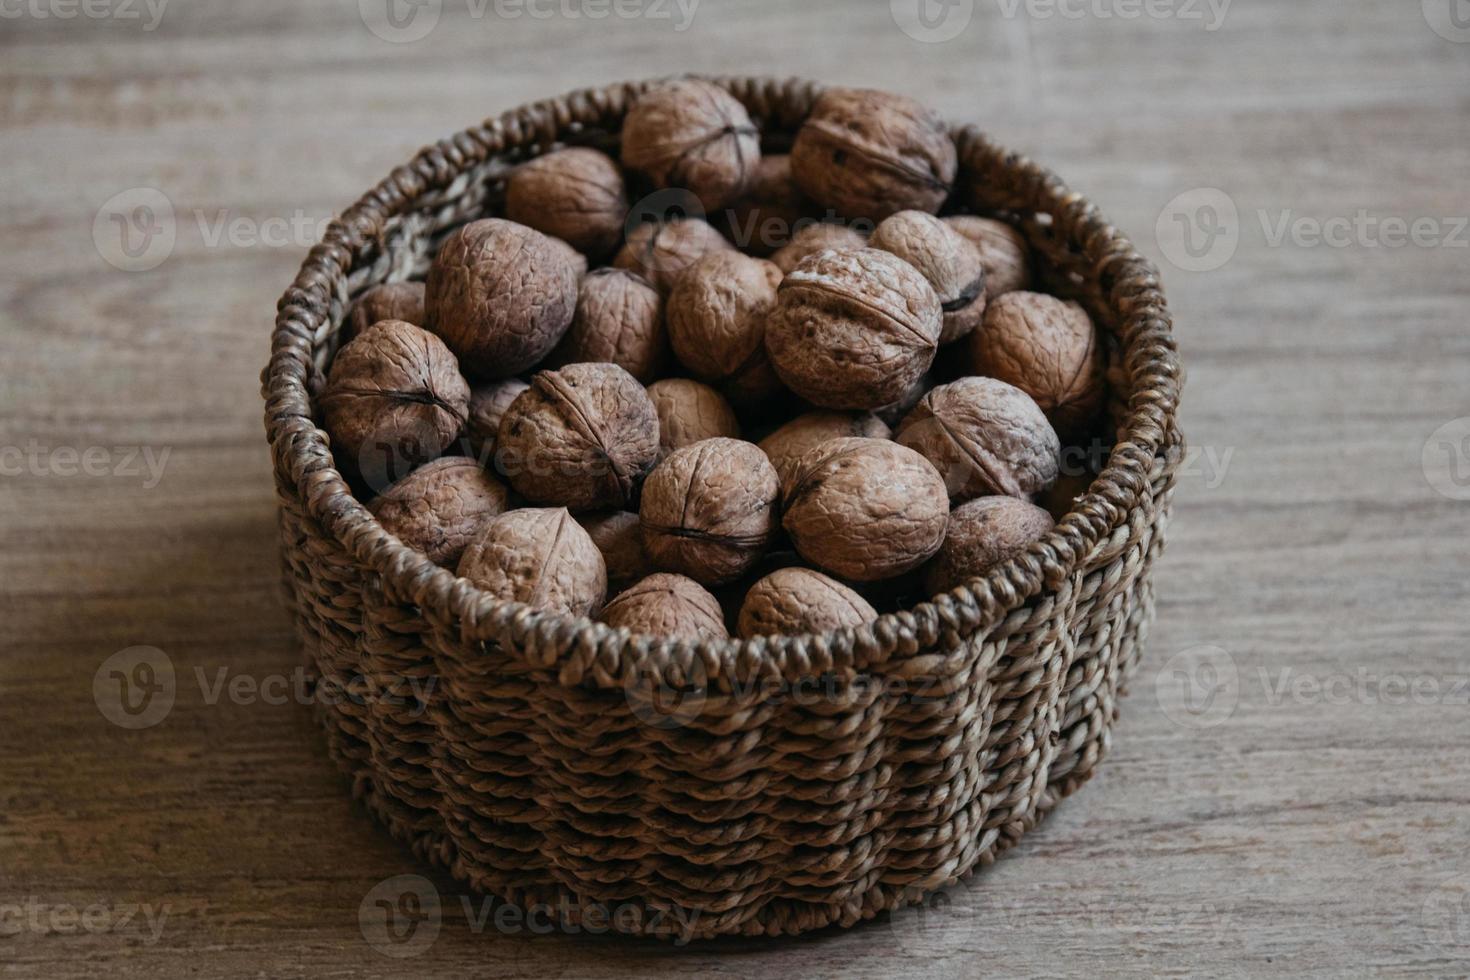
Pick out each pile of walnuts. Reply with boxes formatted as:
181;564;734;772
323;80;1110;641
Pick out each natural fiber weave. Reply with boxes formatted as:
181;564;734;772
262;76;1183;941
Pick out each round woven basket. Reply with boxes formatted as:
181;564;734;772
262;76;1183;941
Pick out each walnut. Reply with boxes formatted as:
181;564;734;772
457;507;606;618
620;79;760;212
368;456;509;567
549;268;667;383
764;247;942;410
461;378;530;462
425;218;580;378
757;409;891;492
720;154;810;256
736;567;877;639
971;291;1105;440
895;377;1061;501
346;281;426;342
790;87;957;222
601;572;729;641
922;496;1055;595
769;222;868;274
870;210;986;345
576;509;654;595
666;251;785;405
943;216;1031;299
613;216;733;294
647;378;741;457
640;438;779;585
504;147;628;258
495;362;659;511
320;319;470;483
781;437;948;581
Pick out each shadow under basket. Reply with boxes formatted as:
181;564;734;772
262;76;1184;941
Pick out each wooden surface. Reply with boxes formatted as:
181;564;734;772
2;1;1468;976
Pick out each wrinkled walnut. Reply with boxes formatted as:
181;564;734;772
769;222;868;274
720;154;810;256
647;378;741;457
922;496;1055;595
764;247;941;409
781;437;948;581
736;567;877;638
462;378;530;462
895;377;1061;501
870;210;986;345
495;362;659;511
613;216;733;294
321;319;470;481
458;507;606;617
550;268;667;383
368;456;509;567
346;281;426;341
621;79;761;212
790;87;957;222
425;218;580;378
601;572;729;641
943;216;1031;299
640;438;779;585
971;291;1104;440
577;509;654;595
757;409;891;492
666;251;785;405
504;147;628;258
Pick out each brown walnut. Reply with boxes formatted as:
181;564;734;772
550;268;667;383
601;573;729;641
764;247;942;410
666;251;785;405
870;210;987;345
943;216;1031;299
457;507;606;618
425;218;580;378
720;154;810;256
346;281;426;342
736;567;877;639
781;437;948;581
790;87;957;222
895;377;1061;501
647;379;741;457
495;362;660;511
462;378;530;462
640;438;780;585
504;147;628;258
368;456;509;567
620;79;761;212
922;496;1055;595
769;222;868;274
577;510;654;595
757;410;891;492
613;216;733;294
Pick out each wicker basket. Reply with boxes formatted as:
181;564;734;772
262;76;1183;941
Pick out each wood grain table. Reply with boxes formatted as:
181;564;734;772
2;1;1467;976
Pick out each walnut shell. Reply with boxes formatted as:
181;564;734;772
320;319;470;485
621;79;761;212
577;509;654;595
720;154;811;256
647;379;741;457
640;438;779;585
971;291;1105;440
666;251;785;405
462;378;530;462
870;210;986;345
346;281;426;342
613;217;733;294
504;147;628;258
758;410;891;493
550;268;667;383
425;218;580;378
368;456;509;567
782;437;948;581
922;496;1055;595
943;216;1031;299
495;362;660;511
895;377;1061;501
457;507;606;618
601;573;729;641
790;87;957;222
769;222;869;274
764;247;941;410
736;567;877;639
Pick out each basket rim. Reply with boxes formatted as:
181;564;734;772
262;74;1183;686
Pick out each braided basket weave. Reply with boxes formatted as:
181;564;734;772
263;76;1183;941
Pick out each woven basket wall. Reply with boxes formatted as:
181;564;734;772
262;76;1184;941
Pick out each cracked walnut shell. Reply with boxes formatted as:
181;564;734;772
601;573;729;641
368;456;509;567
736;567;877;639
504;147;629;258
457;507;606;618
870;210;986;345
621;78;761;212
923;496;1056;595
